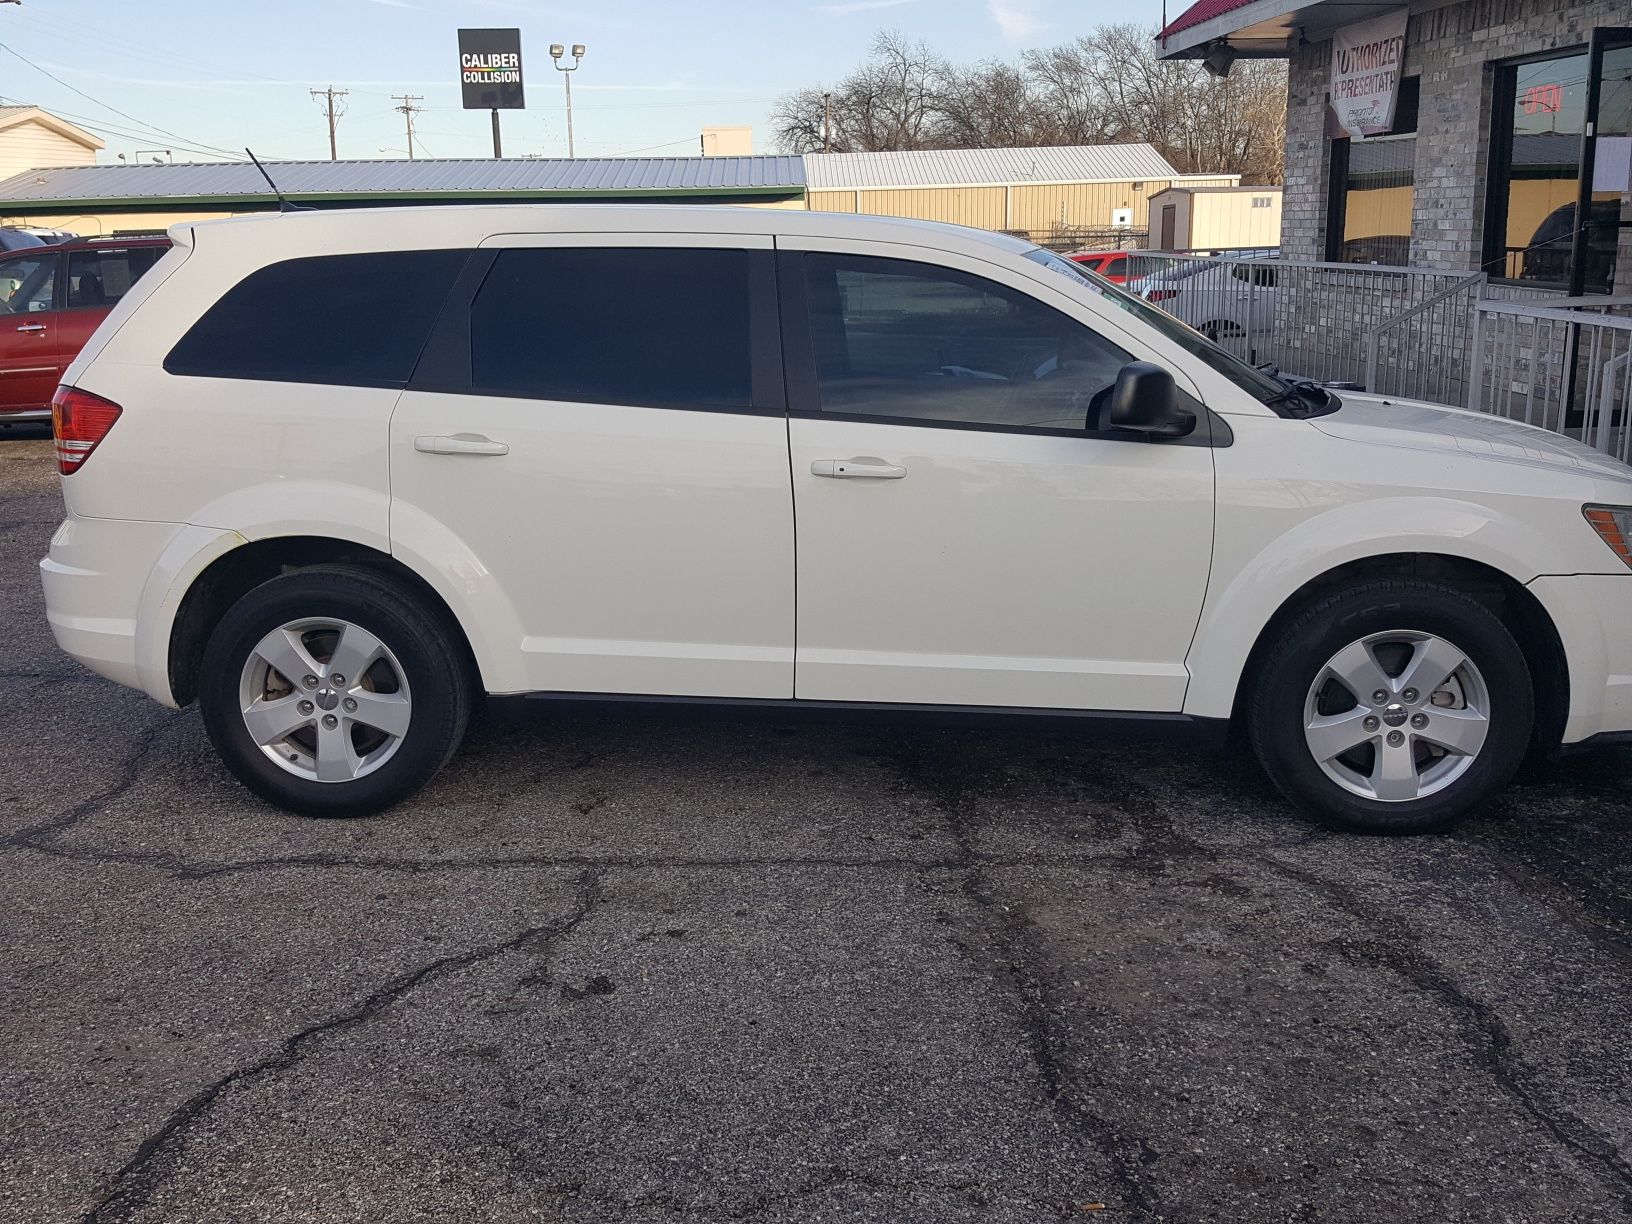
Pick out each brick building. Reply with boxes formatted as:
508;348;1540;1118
1157;0;1631;296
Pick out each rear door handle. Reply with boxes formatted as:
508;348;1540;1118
811;457;906;479
414;434;509;457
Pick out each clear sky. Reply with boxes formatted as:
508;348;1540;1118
0;0;1172;164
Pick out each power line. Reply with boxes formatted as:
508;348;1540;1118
0;93;269;162
602;137;698;157
310;86;348;161
0;39;246;160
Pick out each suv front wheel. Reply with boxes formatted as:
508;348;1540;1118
1248;579;1534;833
199;566;473;816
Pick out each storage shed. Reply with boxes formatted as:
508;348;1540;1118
1147;184;1283;252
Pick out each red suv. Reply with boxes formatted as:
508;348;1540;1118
0;236;170;422
1066;250;1132;284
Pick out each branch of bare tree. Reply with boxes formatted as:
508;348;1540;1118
772;23;1286;185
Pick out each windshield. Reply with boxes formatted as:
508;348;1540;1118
1023;247;1292;407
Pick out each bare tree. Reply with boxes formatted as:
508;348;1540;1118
773;22;1287;185
771;88;845;155
935;60;1051;148
772;30;949;154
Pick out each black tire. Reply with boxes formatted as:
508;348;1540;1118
1247;579;1533;833
199;565;473;817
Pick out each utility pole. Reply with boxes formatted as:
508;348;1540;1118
392;94;423;160
309;86;348;161
822;91;832;154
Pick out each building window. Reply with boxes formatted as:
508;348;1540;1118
1485;38;1632;291
1326;76;1419;265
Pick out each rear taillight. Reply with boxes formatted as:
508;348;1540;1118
1146;288;1178;302
52;385;122;475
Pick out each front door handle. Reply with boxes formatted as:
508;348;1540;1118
811;457;906;479
414;433;509;457
15;323;45;333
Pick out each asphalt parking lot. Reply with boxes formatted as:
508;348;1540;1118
4;426;1632;1223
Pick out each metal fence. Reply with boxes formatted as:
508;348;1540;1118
1468;296;1632;461
1105;249;1632;459
1124;252;1487;397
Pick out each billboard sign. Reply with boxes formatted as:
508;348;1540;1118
1325;9;1408;140
459;28;525;110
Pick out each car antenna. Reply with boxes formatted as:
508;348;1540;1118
245;148;311;212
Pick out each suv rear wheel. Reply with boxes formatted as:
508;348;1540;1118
1248;579;1533;833
199;566;472;816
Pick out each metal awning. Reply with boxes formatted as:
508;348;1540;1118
1158;0;1408;59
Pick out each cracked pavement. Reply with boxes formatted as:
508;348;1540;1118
4;425;1632;1222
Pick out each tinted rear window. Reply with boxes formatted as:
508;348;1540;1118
468;247;752;409
165;249;470;386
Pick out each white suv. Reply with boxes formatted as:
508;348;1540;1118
38;205;1632;831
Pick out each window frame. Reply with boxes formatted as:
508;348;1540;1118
409;242;785;416
0;249;62;315
62;245;161;313
1325;75;1420;265
1482;42;1591;288
775;247;1220;446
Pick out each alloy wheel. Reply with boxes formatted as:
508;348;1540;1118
1302;630;1490;802
238;617;413;783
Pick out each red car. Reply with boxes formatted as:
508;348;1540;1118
1066;250;1132;284
0;236;170;422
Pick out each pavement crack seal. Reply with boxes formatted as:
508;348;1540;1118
2;716;184;861
876;732;1164;1220
1460;838;1632;971
1259;851;1632;1208
78;867;607;1224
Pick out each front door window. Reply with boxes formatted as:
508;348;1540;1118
0;254;56;315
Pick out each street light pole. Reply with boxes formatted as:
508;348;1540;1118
549;43;585;157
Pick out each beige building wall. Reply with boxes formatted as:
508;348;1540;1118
1190;190;1282;250
701;126;753;156
809;176;1240;240
809;190;858;213
0;121;98;183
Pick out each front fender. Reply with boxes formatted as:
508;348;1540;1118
1182;496;1552;720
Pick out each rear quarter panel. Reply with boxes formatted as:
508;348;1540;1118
57;215;470;535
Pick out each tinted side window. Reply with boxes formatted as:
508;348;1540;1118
66;247;163;310
469;247;751;409
166;250;471;386
0;253;56;313
802;253;1132;432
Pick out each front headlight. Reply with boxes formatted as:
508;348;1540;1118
1583;505;1632;569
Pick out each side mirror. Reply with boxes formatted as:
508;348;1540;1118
1107;361;1196;437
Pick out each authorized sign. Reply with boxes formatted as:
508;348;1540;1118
1325;9;1408;140
459;28;525;110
